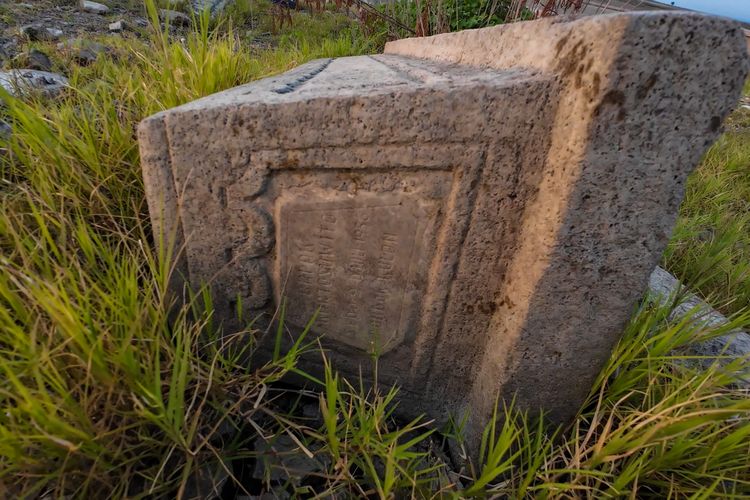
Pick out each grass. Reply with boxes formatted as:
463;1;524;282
664;105;750;315
1;2;749;497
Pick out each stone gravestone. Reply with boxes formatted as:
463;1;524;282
138;12;748;442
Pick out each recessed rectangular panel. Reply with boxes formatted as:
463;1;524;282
278;191;432;353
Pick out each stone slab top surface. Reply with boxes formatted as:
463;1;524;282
147;54;544;114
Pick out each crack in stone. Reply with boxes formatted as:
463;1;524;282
272;58;333;94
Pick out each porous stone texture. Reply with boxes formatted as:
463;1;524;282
139;12;748;448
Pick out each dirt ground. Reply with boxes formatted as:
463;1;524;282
0;1;149;64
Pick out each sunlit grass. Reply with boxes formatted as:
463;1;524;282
665;112;750;315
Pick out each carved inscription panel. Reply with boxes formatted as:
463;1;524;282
277;192;432;353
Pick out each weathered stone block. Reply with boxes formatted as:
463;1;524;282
138;12;748;442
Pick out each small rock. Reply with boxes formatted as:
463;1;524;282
0;120;11;141
108;20;126;33
0;70;68;98
159;9;192;27
192;0;234;17
25;49;53;72
77;47;102;66
182;458;228;500
132;17;150;28
80;0;110;14
301;403;320;420
20;25;63;42
648;266;750;362
46;28;64;40
252;435;328;483
17;3;34;8
58;39;108;66
447;470;465;490
0;39;18;63
20;25;44;41
648;266;750;379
